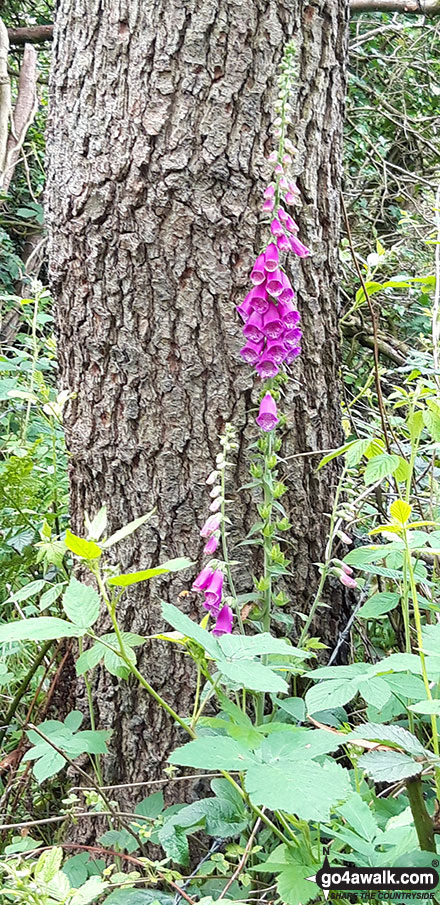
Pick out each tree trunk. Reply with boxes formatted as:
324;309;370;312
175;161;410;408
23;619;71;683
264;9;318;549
47;0;349;798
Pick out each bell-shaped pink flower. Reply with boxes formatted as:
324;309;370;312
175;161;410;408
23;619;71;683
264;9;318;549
250;253;266;285
285;214;299;234
275;163;283;175
264;184;276;199
240;339;264;365
279;300;300;329
284;192;298;205
206;470;218;485
270;219;284;237
279;272;294;302
243;311;265;343
192;566;215;592
265;338;287;363
289;235;310;257
285;346;301;363
200;513;221;538
263;303;284;339
204;534;219;555
236;295;254;321
263;198;274;212
256;392;279;430
284;327;303;349
248;286;269;314
277;234;291;252
204;570;224;610
279;175;288;190
256;355;279;379
209;497;222;513
278;207;288;222
212;604;233;636
339;571;358;590
264;243;279;273
266;271;284;300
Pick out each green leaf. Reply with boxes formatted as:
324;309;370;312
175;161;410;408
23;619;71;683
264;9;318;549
423;408;440;442
76;643;105;675
358;677;391;709
99;828;139;854
357;592;400;619
277;865;319;905
65;529;102;560
64;710;84;732
34;847;63;883
158;822;189;865
69;876;108;905
358;750;422;782
408;410;424;444
39;584;65;611
218;632;307;660
104;891;174;905
108;558;192;586
246;758;351;822
347;723;426;756
217;658;288;693
161;602;221;657
305;678;358;714
135;791;164;819
390;499;412;524
101;510;155;549
33;749;66;783
409;700;440;715
317;441;356;470
345;438;372;468
364;454;400;485
11;579;47;602
168;736;256;771
0;616;84;644
336;793;378;842
394;457;411;483
62;577;100;628
274;696;306;722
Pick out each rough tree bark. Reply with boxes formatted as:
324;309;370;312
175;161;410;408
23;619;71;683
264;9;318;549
47;0;349;796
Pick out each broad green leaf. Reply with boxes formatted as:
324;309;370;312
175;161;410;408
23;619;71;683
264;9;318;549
108;557;192;586
390;499;412;524
218;632;307;660
35;847;63;883
135;791;164;819
277;864;319;905
0;616;84;644
63;576;100;628
355;281;384;303
168;736;256;771
69;876;108;905
64;710;84;732
158;822;189;865
33;749;66;783
67;729;111;755
39;584;65;611
384;673;425;700
364;454;399;485
161;602;221;657
274;696;306;722
246;758;351;822
260;728;342;762
358;750;422;782
358;677;391;709
65;529;102;560
217;658;288;693
423;408;440;442
394;457;411;483
11;579;47;603
76;643;105;675
102;510;155;548
408;410;424;444
345;438;372;468
409;700;440;715
305;678;358;714
104;891;174;905
357;592;400;619
336;793;378;842
347;723;426;756
99;828;139;854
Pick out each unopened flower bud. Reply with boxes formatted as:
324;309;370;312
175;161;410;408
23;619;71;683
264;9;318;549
206;470;219;485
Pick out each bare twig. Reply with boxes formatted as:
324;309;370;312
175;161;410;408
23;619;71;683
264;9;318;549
2;42;38;193
218;814;263;900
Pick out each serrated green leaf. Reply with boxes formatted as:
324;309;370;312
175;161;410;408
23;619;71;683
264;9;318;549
162;602;221;657
306;678;358;714
11;579;47;603
33;749;66;783
0;616;84;644
409;700;440;715
390;499;412;524
168;736;256;770
217;658;288;693
277;864;319;905
65;529;102;560
63;576;100;628
218;632;307;660
246;758;351;822
35;847;63;883
364;454;400;485
347;723;426;756
358;750;422;782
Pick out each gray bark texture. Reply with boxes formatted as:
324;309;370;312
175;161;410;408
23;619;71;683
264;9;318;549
47;0;349;798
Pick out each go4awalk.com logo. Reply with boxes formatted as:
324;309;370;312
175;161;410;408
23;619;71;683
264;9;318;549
306;857;439;900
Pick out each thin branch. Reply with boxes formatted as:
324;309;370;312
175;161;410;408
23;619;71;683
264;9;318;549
350;0;440;13
7;25;53;46
0;18;11;178
2;42;38;193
